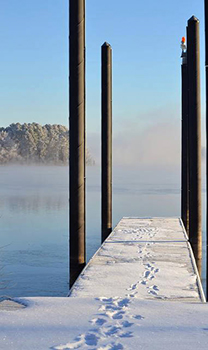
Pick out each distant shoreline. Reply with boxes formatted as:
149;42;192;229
0;123;95;166
0;162;95;167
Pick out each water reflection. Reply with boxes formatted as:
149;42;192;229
0;194;67;213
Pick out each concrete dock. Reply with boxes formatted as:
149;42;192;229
0;217;208;350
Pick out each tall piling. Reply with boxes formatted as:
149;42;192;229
69;0;86;288
181;37;189;234
187;16;202;276
102;42;112;243
205;0;208;299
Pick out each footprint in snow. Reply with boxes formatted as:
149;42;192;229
133;314;145;320
90;318;107;326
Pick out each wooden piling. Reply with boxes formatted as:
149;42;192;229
69;0;86;288
101;42;112;243
205;0;208;299
181;37;189;235
187;16;202;276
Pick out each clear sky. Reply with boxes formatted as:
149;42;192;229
0;0;206;166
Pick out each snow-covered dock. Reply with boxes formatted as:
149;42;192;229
70;217;205;302
0;217;208;350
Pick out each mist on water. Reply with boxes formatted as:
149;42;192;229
0;121;206;297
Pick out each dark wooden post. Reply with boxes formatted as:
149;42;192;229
102;42;112;243
181;36;189;235
187;16;202;276
205;0;208;299
69;0;86;288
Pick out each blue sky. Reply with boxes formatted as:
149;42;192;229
0;0;206;165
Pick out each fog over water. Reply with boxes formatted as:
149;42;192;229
0;165;206;297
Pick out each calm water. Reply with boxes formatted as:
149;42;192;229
0;165;206;297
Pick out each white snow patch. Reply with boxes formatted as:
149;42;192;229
1;297;208;349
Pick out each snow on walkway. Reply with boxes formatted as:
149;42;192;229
70;218;204;302
0;217;207;350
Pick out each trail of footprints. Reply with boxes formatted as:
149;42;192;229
52;296;144;350
120;225;158;241
127;227;160;298
127;260;160;298
52;226;160;349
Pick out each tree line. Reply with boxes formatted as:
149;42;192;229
0;123;94;165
